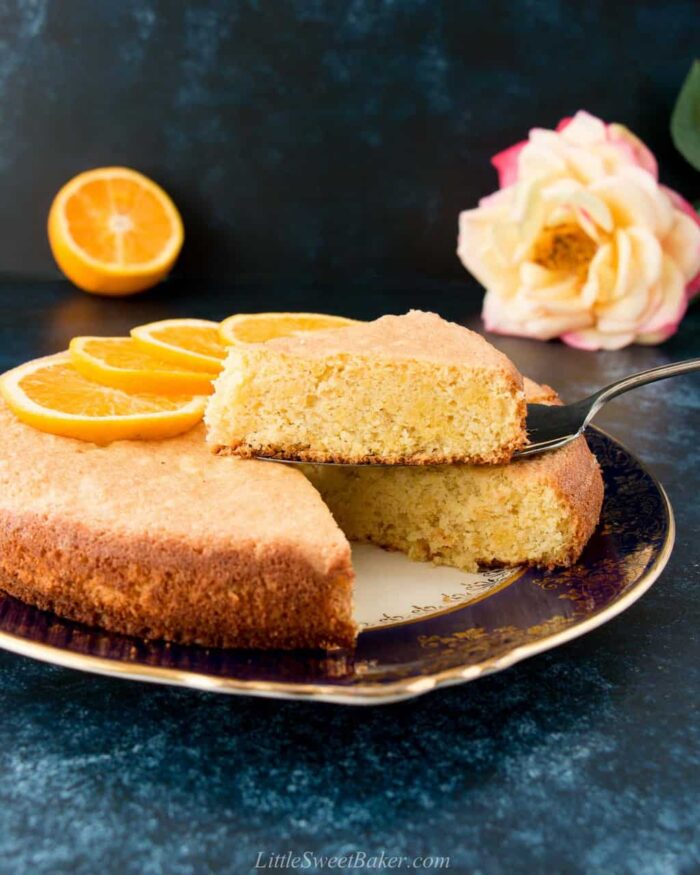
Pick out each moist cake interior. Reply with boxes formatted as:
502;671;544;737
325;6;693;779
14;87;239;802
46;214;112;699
303;436;601;573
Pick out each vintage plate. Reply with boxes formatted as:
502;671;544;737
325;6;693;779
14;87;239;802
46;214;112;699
0;430;673;705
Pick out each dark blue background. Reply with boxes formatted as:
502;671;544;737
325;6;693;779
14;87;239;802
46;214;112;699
1;0;698;283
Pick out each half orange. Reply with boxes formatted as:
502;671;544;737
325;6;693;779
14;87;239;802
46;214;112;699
48;167;184;296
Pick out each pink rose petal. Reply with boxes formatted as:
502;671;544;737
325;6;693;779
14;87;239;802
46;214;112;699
636;318;685;345
490;140;526;188
560;330;603;350
635;259;688;342
607;124;658;179
665;187;700;226
636;306;687;344
663;186;700;297
561;329;636;351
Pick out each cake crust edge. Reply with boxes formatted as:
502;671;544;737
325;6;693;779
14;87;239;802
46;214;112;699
0;511;357;650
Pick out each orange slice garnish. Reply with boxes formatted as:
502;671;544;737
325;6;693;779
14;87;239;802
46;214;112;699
131;318;228;372
0;353;205;444
219;312;359;345
69;336;216;395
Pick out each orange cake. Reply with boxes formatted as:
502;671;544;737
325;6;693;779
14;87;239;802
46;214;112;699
0;403;355;650
205;310;527;465
0;375;602;650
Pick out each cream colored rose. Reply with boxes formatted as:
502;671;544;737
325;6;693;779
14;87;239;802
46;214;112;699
458;112;700;349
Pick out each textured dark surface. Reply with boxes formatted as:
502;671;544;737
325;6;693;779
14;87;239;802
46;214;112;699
0;0;699;282
0;279;697;874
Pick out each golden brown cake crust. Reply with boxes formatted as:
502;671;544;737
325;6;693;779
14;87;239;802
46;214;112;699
0;514;355;649
263;310;524;378
523;377;558;404
506;435;603;569
215;435;526;467
0;406;356;649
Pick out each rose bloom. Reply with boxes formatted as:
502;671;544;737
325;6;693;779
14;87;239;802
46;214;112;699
457;111;700;349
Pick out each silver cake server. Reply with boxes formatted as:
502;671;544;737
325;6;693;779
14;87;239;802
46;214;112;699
515;358;700;459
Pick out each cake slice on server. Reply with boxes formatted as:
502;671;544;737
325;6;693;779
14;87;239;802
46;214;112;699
205;310;527;465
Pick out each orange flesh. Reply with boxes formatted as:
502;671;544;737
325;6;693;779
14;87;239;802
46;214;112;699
20;360;194;415
64;177;174;265
79;338;196;372
153;324;228;359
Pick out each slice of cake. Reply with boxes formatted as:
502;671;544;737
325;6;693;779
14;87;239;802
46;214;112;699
302;380;603;572
0;404;356;650
205;310;527;465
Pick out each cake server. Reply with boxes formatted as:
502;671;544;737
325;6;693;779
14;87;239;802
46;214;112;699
514;358;700;459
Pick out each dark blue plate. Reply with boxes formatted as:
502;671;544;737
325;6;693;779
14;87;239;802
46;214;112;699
0;430;673;704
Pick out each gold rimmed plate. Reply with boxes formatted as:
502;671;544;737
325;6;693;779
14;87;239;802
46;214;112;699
0;429;673;705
